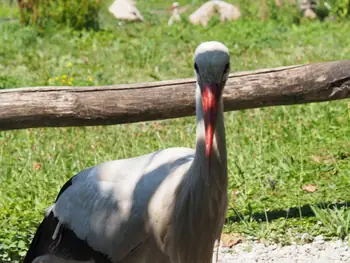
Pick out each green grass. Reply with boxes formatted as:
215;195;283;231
0;0;350;262
311;205;350;239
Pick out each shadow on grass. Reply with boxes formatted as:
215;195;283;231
227;201;349;223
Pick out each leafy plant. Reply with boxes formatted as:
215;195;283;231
20;0;102;30
326;0;350;18
0;76;20;89
311;205;350;239
266;0;301;24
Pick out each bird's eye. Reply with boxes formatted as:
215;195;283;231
224;63;230;73
194;63;199;73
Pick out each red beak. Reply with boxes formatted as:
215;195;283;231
201;84;220;158
168;5;175;10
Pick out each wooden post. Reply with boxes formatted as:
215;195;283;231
0;61;349;131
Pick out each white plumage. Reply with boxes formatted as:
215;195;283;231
54;149;194;262
168;2;189;26
25;41;231;263
189;0;241;27
108;0;144;22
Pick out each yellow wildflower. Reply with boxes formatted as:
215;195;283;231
61;79;66;84
62;74;67;79
48;78;53;82
67;62;73;67
68;81;72;86
88;76;93;82
69;77;73;82
55;77;59;81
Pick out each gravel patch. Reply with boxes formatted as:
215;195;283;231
213;236;350;263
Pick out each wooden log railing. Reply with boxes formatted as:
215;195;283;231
0;60;349;131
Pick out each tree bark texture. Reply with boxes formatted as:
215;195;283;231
0;60;349;131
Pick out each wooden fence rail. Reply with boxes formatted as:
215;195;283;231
0;60;350;131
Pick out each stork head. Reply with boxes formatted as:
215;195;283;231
169;2;179;10
194;41;230;157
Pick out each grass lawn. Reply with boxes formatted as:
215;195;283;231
0;0;349;262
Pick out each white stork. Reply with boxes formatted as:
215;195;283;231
108;0;144;22
189;0;241;27
168;2;181;26
24;41;230;263
168;2;189;26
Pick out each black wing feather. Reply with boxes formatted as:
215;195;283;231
23;169;112;263
23;211;113;263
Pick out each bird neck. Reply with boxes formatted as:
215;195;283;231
168;84;228;262
172;8;179;15
192;84;228;187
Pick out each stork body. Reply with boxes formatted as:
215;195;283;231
168;2;181;26
189;0;241;27
108;0;144;22
24;41;230;263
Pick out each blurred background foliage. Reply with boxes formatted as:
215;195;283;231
6;0;350;31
